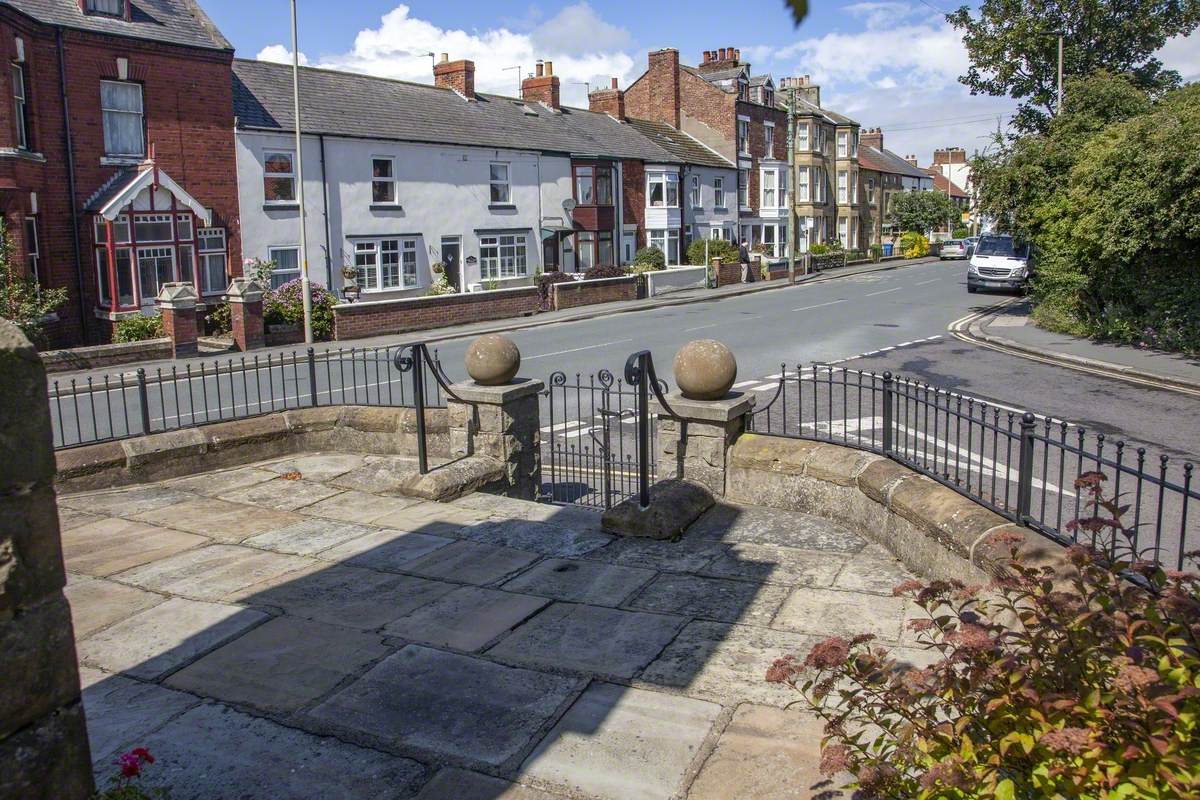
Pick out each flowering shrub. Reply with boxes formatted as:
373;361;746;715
767;473;1200;799
98;747;166;799
425;275;455;296
900;231;930;258
205;301;231;336
263;278;337;341
242;257;275;287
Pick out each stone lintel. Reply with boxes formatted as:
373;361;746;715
651;390;755;424
447;378;544;406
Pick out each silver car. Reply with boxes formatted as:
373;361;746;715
940;239;968;259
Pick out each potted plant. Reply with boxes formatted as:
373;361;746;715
340;264;358;281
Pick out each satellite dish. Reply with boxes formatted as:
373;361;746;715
562;198;578;214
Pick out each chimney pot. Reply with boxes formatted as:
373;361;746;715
611;77;618;89
718;48;727;60
734;48;741;61
439;52;448;63
535;62;544;77
545;60;553;76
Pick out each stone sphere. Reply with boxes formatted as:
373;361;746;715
673;339;737;400
465;333;521;385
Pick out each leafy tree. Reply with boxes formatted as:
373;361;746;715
0;220;67;346
886;190;957;235
948;0;1198;132
686;237;739;266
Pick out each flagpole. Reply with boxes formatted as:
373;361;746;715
291;0;313;344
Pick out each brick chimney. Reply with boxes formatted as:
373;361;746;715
699;45;741;73
433;53;475;99
589;77;625;121
522;60;560;109
645;48;681;128
860;127;883;151
791;74;820;107
933;146;967;165
904;154;919;166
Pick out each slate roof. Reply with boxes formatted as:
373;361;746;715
682;64;746;90
624;118;734;169
1;0;231;50
786;95;859;128
233;59;685;164
859;144;929;179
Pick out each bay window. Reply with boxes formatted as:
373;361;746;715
838;217;848;248
263;151;296;203
87;0;125;14
648;229;680;265
738;119;749;154
93;211;217;307
23;216;39;285
797;167;810;202
479;233;527;279
100;80;144;158
197;228;227;295
12;64;28;150
761;169;777;208
837;131;848;158
573;164;613;205
647;172;678;208
837;170;848;204
355;238;419;291
764;124;774;156
796;123;809;152
577;232;595;271
738;168;749;208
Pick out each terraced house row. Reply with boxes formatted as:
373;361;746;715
0;0;949;348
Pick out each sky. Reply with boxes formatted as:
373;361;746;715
200;0;1200;164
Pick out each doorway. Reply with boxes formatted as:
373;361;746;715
440;237;462;292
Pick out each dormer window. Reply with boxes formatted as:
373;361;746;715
763;89;774;106
86;0;127;16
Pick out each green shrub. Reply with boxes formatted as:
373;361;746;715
535;270;576;309
631;246;666;271
768;473;1200;799
868;244;884;262
206;302;231;336
114;314;164;343
263;278;337;341
0;220;67;346
953;226;970;238
425;275;454;296
900;231;930;258
686;238;739;266
583;265;626;281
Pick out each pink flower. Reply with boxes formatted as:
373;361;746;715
804;637;851;669
1039;726;1093;755
116;752;141;778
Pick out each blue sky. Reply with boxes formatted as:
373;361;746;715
202;1;1200;164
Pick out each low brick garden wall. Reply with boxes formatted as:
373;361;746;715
551;276;638;310
40;338;173;374
332;287;540;340
714;261;743;287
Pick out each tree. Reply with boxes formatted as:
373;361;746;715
886;190;957;234
948;0;1199;132
0;220;66;346
686;237;739;266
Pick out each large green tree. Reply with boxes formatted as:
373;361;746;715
948;0;1200;132
886;190;958;234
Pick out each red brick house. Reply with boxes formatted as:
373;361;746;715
0;0;240;346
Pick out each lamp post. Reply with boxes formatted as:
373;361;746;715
786;84;797;283
290;0;312;343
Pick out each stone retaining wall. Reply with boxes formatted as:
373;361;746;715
55;406;450;493
645;266;707;296
551;276;638;310
39;338;173;374
332;287;540;341
725;433;1059;582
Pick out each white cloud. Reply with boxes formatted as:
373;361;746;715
843;1;920;31
256;44;308;66
1159;29;1200;81
258;3;638;108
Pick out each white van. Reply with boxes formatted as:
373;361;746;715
967;235;1031;294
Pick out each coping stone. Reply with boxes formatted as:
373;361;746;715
650;390;755;424
520;682;722;800
501;558;655;606
383;586;549;651
727;433;824;475
446;378;545;405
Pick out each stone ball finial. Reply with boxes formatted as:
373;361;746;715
465;333;521;385
673;339;737;400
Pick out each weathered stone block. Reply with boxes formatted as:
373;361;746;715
0;485;67;614
54;441;127;485
0;702;94;800
203;415;290;453
339;406;403;434
0;322;55;487
728;433;824;475
856;458;914;504
805;443;878;486
887;476;1008;558
0;594;82;739
601;479;715;540
282;406;342;434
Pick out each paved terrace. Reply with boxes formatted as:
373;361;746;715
63;452;925;799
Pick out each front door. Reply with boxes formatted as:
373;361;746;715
543;235;559;272
621;233;635;266
440;237;462;292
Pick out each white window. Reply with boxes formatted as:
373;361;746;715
93;213;131;245
797;167;810;202
762;224;778;257
197;227;227;295
738;119;749;154
851;130;858;157
489;162;510;204
647;172;678;208
648;229;680;266
133;213;173;242
479;233;527;279
267;246;300;289
761;169;777;208
713;176;725;208
354;238;419;290
372;157;397;204
837;170;848;204
100;80;144;158
175;213;193;242
837;131;848;158
738;168;749;207
95;247;134;307
577;232;595;271
137;246;175;303
24;215;39;283
87;0;125;13
690;175;701;208
850;169;858;204
263;151;296;203
796;123;809;151
763;124;774;156
838;217;848;247
710;226;722;240
12;64;28;150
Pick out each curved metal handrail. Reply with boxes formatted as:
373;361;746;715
749;362;789;420
623;350;676;418
394;342;471;405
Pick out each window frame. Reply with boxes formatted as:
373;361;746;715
100;79;144;159
760;168;777;209
647;228;680;266
837;170;848;204
267;246;301;290
196;227;227;296
12;63;28;151
763;123;774;157
489;162;511;205
738;168;749;208
646;171;679;209
478;233;528;280
837;130;848;158
796;122;809;152
371;156;398;205
86;0;126;16
797;166;810;202
737;119;750;155
353;237;420;291
263;150;297;205
690;175;701;209
23;214;39;285
713;176;725;208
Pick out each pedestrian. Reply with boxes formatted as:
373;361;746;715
739;239;754;282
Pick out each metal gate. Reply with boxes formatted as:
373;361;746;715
542;367;655;510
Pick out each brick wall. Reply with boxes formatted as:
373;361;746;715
714;260;742;287
333;288;540;340
622;160;646;250
551;276;637;310
624;49;680;128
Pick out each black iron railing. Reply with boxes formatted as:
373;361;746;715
748;364;1198;570
48;345;447;450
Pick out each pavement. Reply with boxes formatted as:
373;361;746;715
63;451;926;799
957;299;1200;394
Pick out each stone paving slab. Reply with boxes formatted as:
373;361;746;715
413;768;569;799
773;587;909;642
460;519;612;558
168;466;279;497
501;558;654;606
452;495;606;532
700;542;847;587
113;544;313;602
318;528;454;572
131;498;307;542
627;573;791;626
241;518;380;556
264;453;368;482
62;517;208;577
298;489;421;525
372;499;493;533
329;458;423;494
218;478;344;511
586;536;728;574
134;702;426;800
383;586;549;652
401;540;540;585
487;602;685;679
640;621;815;707
688;504;866;553
77;597;270;680
59;484;197;517
57;506;104;531
831;544;914;595
239;563;456;630
64;577;164;638
521;682;721;800
165;616;391;713
80;667;200;767
688;704;850;799
308;645;580;768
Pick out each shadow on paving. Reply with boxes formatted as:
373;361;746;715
68;466;895;799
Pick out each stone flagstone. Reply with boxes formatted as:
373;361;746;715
773;587;909;642
383;586;549;652
688;503;866;553
401;540;539;585
501;558;654;606
265;453;367;482
131;498;307;542
459;519;612;558
168;466;278;497
308;645;579;768
297;489;420;525
80;667;200;768
218;478;343;511
521;682;721;800
413;768;569;799
112;544;312;602
64;577;164;638
317;528;453;572
62;517;207;577
627;573;791;625
59;484;196;517
700;542;847;586
241;518;379;556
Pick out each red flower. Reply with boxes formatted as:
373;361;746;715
131;747;155;764
116;752;141;778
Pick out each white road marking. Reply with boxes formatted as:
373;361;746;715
915;278;940;286
865;287;902;297
684;323;720;332
732;380;760;389
524;339;632;360
792;299;848;312
747;383;779;392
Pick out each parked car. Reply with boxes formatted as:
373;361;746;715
967;235;1032;294
940;240;968;259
